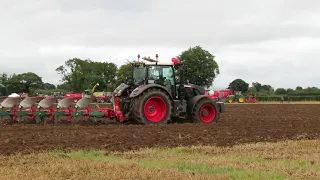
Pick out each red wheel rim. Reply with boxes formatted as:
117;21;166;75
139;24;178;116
199;104;216;123
143;96;167;122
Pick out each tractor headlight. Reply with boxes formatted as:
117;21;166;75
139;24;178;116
117;90;122;96
37;105;40;109
56;105;60;109
135;62;141;66
19;105;22;109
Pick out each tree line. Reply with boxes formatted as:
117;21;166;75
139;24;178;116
227;78;320;101
1;45;318;100
0;46;220;96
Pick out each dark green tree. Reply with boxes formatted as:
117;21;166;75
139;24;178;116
57;82;70;91
116;63;133;86
252;82;262;92
275;88;287;95
43;83;56;90
55;58;117;92
261;85;273;91
286;88;294;93
177;46;220;88
7;72;43;93
91;61;118;91
0;73;9;95
228;79;249;93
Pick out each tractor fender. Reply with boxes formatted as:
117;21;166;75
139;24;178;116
129;84;173;99
187;95;210;114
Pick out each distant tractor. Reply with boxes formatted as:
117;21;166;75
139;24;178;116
65;83;111;103
83;83;110;103
228;91;245;103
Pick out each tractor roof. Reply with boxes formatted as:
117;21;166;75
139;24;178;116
132;61;175;67
144;61;175;66
133;54;180;67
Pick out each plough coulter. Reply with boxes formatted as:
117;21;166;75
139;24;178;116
0;54;225;125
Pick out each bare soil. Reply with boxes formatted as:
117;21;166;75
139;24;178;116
0;104;319;156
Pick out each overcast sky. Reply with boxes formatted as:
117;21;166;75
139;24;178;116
1;0;319;90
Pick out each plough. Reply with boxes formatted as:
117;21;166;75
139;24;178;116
0;93;123;124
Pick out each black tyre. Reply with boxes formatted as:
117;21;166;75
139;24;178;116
132;88;172;124
192;98;220;123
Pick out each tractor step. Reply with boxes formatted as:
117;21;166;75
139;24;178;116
217;102;225;112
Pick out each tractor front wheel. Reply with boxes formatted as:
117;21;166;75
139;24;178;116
192;98;219;123
132;88;172;124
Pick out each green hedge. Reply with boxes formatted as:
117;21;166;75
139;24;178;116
255;96;320;101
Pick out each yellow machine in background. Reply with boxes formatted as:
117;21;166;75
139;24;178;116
83;83;109;103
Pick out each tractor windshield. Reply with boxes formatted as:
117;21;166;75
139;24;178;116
133;66;146;85
146;65;174;90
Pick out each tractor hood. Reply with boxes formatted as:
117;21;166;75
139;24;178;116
114;83;129;96
187;83;206;95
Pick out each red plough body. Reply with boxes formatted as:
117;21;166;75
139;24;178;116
245;94;258;103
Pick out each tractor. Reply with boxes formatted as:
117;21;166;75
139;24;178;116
227;91;245;103
113;54;225;124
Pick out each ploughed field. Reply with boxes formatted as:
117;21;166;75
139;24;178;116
0;104;319;156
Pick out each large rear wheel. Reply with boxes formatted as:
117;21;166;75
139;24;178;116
192;98;219;123
132;88;172;124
